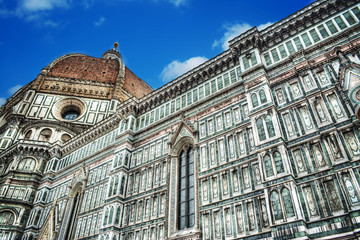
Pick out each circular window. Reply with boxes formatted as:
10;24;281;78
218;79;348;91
61;134;71;142
52;98;85;121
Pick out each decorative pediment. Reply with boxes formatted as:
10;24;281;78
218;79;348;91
170;115;197;147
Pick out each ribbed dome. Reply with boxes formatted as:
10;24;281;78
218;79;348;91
47;55;120;83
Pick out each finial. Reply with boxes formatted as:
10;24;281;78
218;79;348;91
114;42;119;51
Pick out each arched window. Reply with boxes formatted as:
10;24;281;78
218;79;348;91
257;118;266;141
42;191;48;202
270;191;283;221
263;155;274;177
25;130;32;140
251;94;259;108
281;188;295;218
273;151;284;174
39;129;52;142
178;148;195;230
0;211;15;225
17;158;36;172
265;115;275;138
259;89;267;103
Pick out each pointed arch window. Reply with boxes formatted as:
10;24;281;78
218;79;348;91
178;148;195;230
270;187;295;221
259;89;267;103
257;118;266;141
281;188;295;218
0;211;15;225
251;94;259;108
264;155;274;177
270;191;283;221
274;151;284;174
265;115;276;138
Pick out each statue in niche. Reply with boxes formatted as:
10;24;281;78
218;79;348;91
248;129;255;150
236;206;243;232
314;99;327;122
210;144;216;165
219;140;225;161
229;137;235;158
147;168;153;188
261;200;269;227
313;145;326;167
214;212;221;238
155;166;159;185
152;197;157;216
217;116;222;129
225;209;232;235
233;172;239;192
213;177;218;198
234;109;240;122
162;164;166;183
202;147;207;167
223;174;229;195
203;181;208;201
328;135;342;159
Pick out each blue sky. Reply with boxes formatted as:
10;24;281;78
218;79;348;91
0;0;315;106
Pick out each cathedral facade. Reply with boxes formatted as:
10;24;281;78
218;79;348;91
1;0;360;239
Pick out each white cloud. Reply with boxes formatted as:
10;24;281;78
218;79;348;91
8;84;23;95
168;0;188;7
0;98;5;107
160;56;208;83
18;0;69;12
213;22;274;51
94;17;106;27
